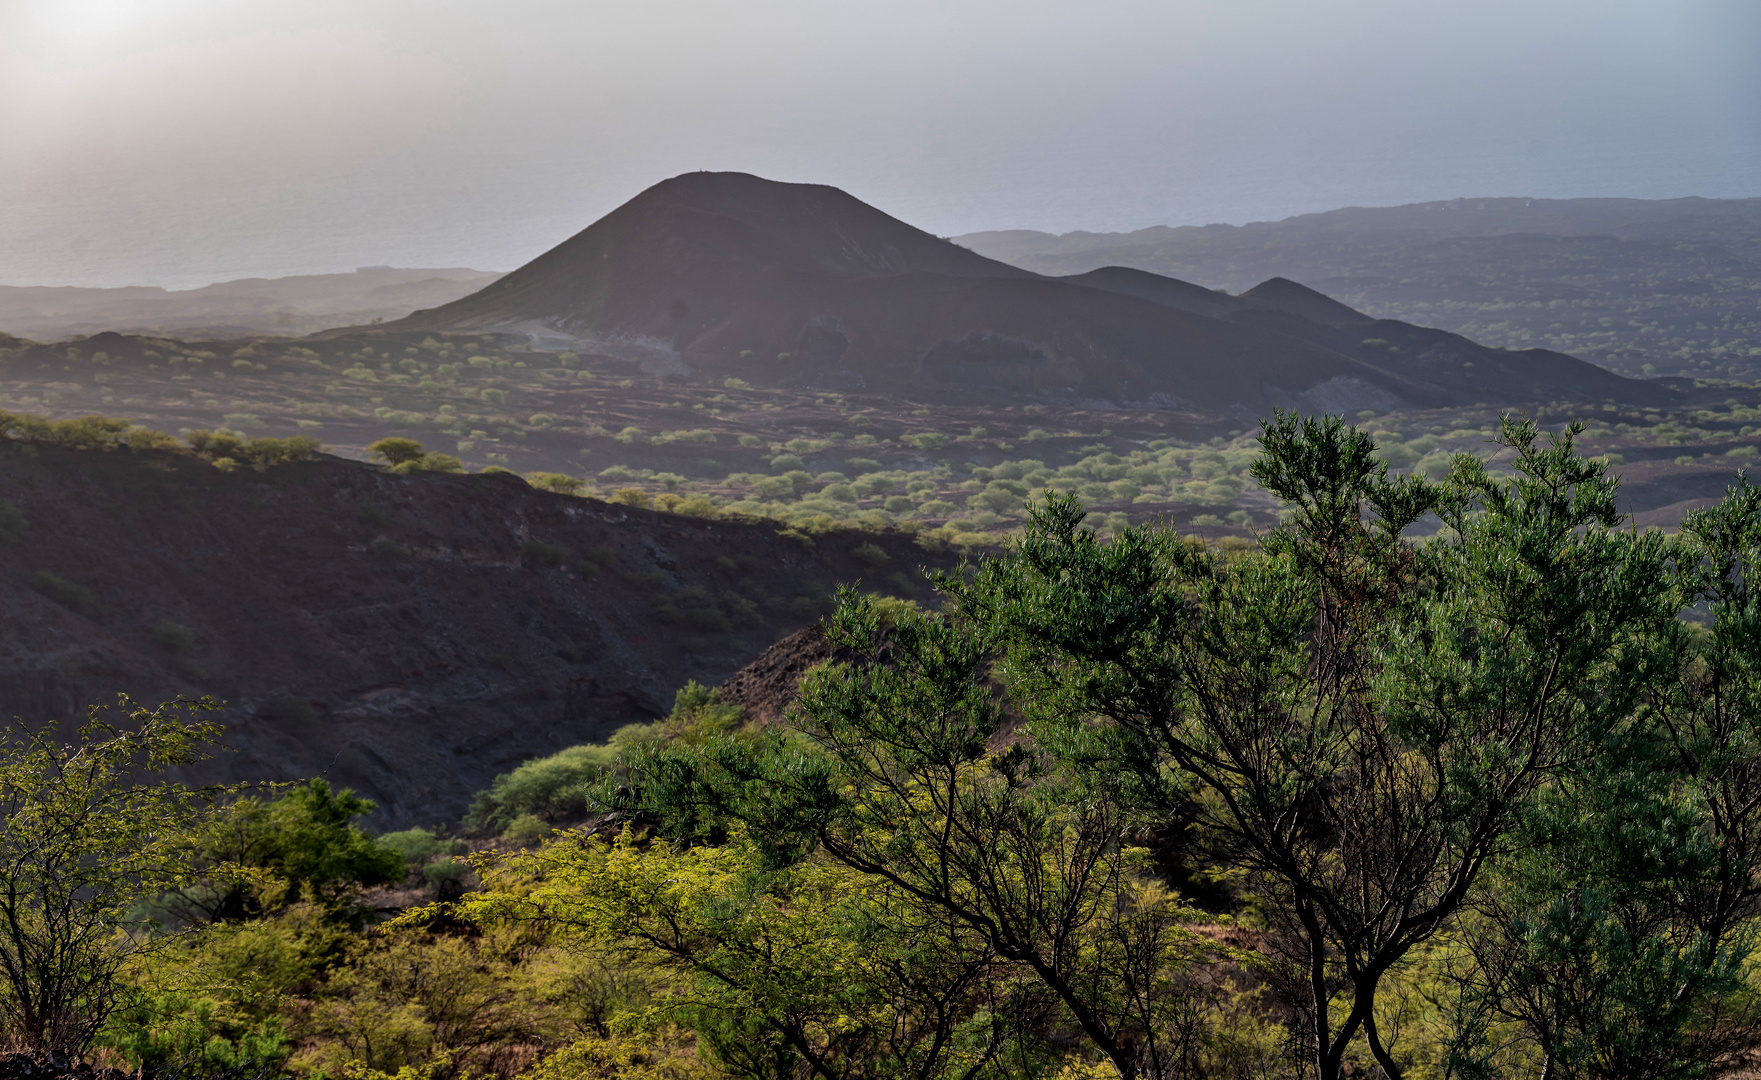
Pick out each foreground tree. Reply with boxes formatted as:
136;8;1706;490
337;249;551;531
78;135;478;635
593;413;1687;1079
469;824;1065;1080
606;587;1233;1080
0;696;231;1054
1449;477;1761;1078
956;415;1676;1079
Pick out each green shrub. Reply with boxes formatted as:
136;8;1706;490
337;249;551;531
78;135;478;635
390;452;463;474
0;500;26;545
150;622;196;654
421;856;470;897
665;681;742;742
528;471;583;494
674;496;720;518
239;436;321;470
377;827;466;871
368;537;404;558
30;569;96;609
466;731;650;831
521;538;567;567
504;815;551;845
0;411;135;451
852;542;890;566
366;437;425;466
183;429;245;459
204;780;406;909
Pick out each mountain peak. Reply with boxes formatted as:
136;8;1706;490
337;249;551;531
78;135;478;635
1241;276;1376;328
379;175;1666;411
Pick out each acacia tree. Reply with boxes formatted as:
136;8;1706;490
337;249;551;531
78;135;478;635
942;414;1677;1080
0;696;232;1054
470;824;1062;1080
615;413;1675;1080
620;598;1221;1080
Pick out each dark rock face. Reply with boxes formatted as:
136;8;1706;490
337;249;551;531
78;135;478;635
379;172;1669;412
716;624;852;726
0;443;954;827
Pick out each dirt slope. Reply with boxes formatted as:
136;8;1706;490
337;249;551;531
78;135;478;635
380;172;1666;412
0;441;952;826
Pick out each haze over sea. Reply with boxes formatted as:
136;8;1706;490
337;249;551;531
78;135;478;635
2;0;1756;290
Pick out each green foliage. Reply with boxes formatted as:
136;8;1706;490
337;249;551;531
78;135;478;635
200;780;406;913
151;621;197;653
528;471;583;495
389;450;464;474
29;568;96;609
521;537;567;567
851;541;889;566
367;437;427;466
602;412;1698;1080
0;410;134;450
468;826;1064;1080
465;725;662;833
0;696;231;1054
377;828;466;872
185;429;320;469
0;499;27;545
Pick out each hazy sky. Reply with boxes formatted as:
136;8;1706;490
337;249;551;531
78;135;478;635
2;0;1757;288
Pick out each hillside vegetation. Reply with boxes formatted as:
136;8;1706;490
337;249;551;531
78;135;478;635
5;325;1761;547
14;414;1761;1080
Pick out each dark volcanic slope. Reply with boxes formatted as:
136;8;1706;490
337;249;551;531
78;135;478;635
385;172;1667;413
1063;270;1654;411
0;442;950;826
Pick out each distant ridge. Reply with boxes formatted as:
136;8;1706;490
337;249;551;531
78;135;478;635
382;173;1669;412
0;267;503;341
953;196;1761;380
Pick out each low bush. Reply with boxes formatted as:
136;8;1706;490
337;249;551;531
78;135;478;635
0;499;26;545
376;827;466;872
0;411;133;450
30;569;96;609
150;622;196;654
852;541;890;566
465;728;655;832
185;431;320;470
385;447;462;474
527;471;583;494
521;538;567;567
421;856;471;898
